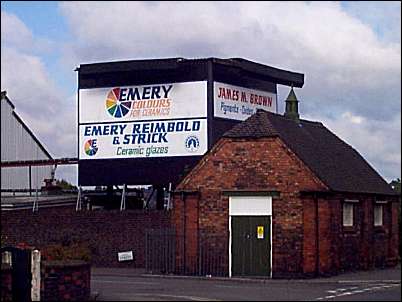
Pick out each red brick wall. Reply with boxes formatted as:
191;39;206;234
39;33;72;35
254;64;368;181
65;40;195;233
173;137;327;277
302;197;317;275
1;207;171;267
317;198;333;274
335;194;398;272
172;194;199;274
302;193;399;276
172;137;399;278
41;261;90;301
1;265;12;301
389;201;400;265
303;195;342;276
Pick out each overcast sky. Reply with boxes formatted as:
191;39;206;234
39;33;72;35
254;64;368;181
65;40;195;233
1;1;401;185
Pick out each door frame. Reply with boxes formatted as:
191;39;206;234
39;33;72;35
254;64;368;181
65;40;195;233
228;195;272;278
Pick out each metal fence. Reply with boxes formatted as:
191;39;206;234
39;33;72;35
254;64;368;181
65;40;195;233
145;228;176;274
145;228;227;277
197;236;227;277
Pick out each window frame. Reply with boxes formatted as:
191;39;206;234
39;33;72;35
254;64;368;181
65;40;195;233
374;200;387;228
342;199;359;228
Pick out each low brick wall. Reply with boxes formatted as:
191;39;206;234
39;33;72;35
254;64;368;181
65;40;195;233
1;264;12;302
1;207;172;267
41;261;90;301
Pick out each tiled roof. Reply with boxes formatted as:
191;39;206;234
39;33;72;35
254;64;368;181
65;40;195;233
224;110;396;195
224;110;279;138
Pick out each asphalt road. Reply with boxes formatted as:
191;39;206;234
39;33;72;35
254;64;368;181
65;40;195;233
91;268;401;301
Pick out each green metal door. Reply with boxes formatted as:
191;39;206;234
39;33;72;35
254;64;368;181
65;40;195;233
231;216;271;276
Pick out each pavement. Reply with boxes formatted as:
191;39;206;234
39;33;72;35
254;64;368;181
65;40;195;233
91;265;401;301
92;265;401;282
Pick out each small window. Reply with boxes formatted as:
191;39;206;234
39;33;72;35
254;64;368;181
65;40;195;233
343;203;354;227
374;204;383;226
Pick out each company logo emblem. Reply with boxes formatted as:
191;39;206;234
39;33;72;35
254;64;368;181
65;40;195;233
84;139;98;156
185;136;200;152
105;88;131;118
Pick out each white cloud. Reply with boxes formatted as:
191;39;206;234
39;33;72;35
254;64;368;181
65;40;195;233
342;1;401;44
341;112;364;124
1;13;77;165
59;2;400;119
1;48;58;115
1;11;33;50
1;11;55;54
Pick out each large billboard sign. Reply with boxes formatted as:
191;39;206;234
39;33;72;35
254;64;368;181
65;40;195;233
214;82;277;121
79;81;207;160
79;81;207;123
79;119;207;159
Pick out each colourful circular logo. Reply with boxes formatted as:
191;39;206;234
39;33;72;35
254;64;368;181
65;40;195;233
185;136;200;152
106;88;131;118
84;139;98;156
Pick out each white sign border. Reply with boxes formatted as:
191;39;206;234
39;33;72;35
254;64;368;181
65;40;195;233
213;81;277;121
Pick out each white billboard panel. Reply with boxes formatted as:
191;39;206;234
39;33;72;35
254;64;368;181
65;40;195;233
79;81;207;123
214;82;277;121
79;119;207;160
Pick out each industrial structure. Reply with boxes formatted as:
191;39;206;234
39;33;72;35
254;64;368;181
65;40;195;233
77;58;303;187
77;57;303;208
1;91;53;192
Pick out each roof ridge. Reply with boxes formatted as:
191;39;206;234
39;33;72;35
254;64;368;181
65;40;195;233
253;109;323;126
1;90;15;109
222;109;395;195
223;109;279;138
300;119;323;126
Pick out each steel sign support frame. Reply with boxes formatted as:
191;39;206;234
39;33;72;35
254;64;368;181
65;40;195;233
76;186;82;211
120;184;127;211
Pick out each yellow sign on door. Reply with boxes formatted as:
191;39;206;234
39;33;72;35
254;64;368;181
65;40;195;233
257;226;264;239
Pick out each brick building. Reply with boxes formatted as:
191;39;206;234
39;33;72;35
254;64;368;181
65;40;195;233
171;89;399;278
2;58;398;278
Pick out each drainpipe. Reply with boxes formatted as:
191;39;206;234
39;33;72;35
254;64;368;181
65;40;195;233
315;194;320;277
197;195;200;275
182;192;187;274
29;165;32;196
207;60;213;149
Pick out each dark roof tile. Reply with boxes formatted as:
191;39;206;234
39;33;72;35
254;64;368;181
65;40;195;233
223;110;396;195
224;110;278;138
